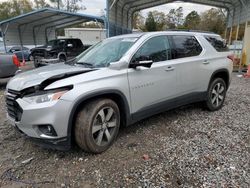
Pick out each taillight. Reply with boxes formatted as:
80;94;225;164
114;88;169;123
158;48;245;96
12;54;20;67
227;54;234;62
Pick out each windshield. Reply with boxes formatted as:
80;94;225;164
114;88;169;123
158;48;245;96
76;37;138;68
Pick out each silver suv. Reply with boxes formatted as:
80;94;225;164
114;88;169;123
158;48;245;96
5;32;233;153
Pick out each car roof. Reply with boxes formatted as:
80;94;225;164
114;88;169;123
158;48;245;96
49;38;81;41
110;31;221;39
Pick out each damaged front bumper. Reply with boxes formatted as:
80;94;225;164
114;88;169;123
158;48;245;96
6;97;73;151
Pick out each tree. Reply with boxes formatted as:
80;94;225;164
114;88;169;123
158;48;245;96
184;11;201;30
166;7;184;29
0;1;13;21
145;11;157;31
12;0;33;15
151;10;167;31
199;8;226;35
34;0;50;9
49;0;85;12
0;0;33;21
133;11;145;30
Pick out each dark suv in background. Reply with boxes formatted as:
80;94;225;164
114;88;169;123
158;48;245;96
31;38;90;67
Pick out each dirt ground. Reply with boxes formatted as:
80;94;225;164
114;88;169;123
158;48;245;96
0;70;249;188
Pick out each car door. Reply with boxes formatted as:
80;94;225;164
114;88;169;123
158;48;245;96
66;39;77;57
169;35;205;95
127;35;178;117
75;39;84;55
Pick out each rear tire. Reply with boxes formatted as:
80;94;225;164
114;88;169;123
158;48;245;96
75;99;120;153
205;78;227;111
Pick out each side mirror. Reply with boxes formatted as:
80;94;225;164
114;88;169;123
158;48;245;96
130;60;153;69
67;44;73;48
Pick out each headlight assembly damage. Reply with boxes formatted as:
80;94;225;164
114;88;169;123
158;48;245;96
23;89;70;104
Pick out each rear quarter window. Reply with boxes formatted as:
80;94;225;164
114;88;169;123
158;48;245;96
171;35;203;59
205;35;229;52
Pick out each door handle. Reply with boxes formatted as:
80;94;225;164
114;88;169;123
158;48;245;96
165;66;175;71
203;60;210;65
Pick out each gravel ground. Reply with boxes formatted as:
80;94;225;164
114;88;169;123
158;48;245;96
0;73;249;188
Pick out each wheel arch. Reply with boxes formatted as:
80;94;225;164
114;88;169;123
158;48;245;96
209;69;230;90
58;52;67;60
67;90;131;145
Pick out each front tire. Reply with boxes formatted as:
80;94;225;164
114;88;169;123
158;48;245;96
33;57;41;68
205;78;227;111
75;99;120;153
59;55;66;62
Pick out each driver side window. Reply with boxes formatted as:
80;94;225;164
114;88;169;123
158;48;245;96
131;35;170;63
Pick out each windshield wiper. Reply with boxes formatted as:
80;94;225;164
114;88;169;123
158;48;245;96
76;62;95;68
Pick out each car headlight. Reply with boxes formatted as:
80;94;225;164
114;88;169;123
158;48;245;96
23;90;69;104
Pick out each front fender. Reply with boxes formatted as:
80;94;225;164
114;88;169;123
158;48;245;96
66;89;131;146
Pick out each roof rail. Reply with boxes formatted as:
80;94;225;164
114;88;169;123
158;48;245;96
166;29;216;34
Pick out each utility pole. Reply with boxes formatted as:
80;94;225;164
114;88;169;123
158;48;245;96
57;0;60;9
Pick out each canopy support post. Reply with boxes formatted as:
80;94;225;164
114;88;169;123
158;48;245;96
2;23;9;53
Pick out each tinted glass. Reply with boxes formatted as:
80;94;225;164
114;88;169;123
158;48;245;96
132;35;170;63
47;40;66;47
171;35;202;59
68;39;76;47
205;35;229;52
75;39;83;47
10;47;21;52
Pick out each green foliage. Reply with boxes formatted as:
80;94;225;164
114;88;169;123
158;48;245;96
151;10;167;30
49;0;85;12
0;0;33;21
34;0;50;9
142;7;226;34
145;12;157;31
199;8;226;35
0;0;86;22
166;7;184;29
184;11;201;30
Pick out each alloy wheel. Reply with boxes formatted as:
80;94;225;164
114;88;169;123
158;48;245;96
210;82;225;107
92;107;118;146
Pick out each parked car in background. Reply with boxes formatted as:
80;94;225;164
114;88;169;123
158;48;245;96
9;46;31;61
31;38;90;67
0;53;20;78
5;31;233;153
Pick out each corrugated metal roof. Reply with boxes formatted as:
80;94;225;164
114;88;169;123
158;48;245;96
0;8;104;26
0;8;105;47
114;0;242;12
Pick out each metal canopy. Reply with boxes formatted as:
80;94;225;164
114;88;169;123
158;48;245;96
0;8;105;50
107;0;249;36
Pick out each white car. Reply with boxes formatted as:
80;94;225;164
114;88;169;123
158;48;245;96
5;31;233;153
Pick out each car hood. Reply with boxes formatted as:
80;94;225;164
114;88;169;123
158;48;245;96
7;63;94;91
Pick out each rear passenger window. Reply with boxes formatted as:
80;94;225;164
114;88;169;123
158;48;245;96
171;35;202;59
132;35;171;63
205;36;229;52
